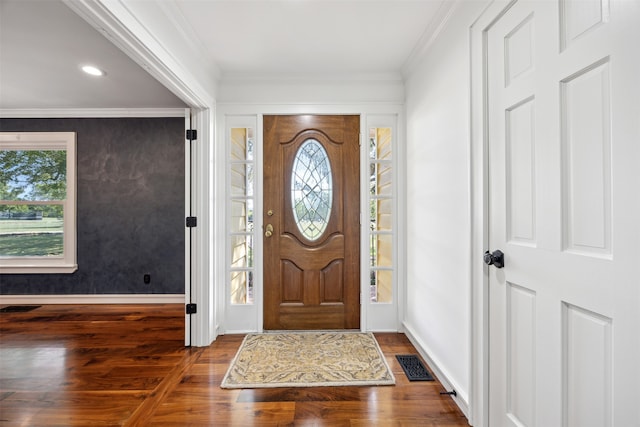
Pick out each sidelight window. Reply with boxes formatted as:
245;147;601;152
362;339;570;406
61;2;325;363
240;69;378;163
228;126;255;304
369;127;394;303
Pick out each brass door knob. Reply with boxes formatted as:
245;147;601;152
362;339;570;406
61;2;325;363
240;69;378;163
265;224;273;238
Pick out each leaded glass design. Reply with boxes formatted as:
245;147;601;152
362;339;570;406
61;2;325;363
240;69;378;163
291;139;332;241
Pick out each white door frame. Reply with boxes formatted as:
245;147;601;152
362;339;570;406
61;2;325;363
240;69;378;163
184;109;192;346
217;105;405;335
470;2;514;426
67;0;217;347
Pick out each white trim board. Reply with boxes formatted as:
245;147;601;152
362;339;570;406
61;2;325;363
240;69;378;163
403;320;470;420
0;294;185;305
468;2;512;426
0;108;187;118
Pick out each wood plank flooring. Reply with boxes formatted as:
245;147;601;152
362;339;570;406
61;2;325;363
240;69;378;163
0;304;469;426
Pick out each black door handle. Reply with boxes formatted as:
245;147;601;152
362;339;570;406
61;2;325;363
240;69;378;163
484;250;504;269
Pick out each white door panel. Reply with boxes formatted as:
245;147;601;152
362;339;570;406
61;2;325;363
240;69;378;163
487;1;639;426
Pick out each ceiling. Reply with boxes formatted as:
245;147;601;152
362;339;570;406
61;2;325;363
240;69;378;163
0;0;186;110
0;0;449;110
173;0;445;76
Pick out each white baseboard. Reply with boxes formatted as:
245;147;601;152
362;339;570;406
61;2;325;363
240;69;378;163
403;321;471;423
0;294;185;304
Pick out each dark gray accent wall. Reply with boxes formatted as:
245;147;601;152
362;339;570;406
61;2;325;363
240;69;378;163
0;117;185;294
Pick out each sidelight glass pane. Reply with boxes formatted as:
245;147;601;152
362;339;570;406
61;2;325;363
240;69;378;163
230;270;253;304
370;270;392;303
370;198;392;232
369;128;392;161
230;235;253;268
291;139;332;241
230;200;247;232
230;163;253;197
370;161;392;196
230;199;253;233
230;128;254;161
370;233;392;268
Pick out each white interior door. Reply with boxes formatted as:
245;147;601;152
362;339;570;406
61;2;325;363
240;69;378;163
486;1;640;426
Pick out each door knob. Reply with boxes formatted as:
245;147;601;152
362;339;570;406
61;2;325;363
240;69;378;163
484;249;504;269
265;224;273;238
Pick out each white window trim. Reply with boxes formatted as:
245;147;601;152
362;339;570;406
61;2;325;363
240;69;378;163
0;132;77;274
222;115;260;333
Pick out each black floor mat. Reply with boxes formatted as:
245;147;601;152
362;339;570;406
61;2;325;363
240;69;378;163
0;305;42;313
395;354;434;381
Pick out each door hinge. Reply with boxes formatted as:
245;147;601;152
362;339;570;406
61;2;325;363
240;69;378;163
359;133;363;147
186;216;197;227
186;303;197;314
186;129;197;141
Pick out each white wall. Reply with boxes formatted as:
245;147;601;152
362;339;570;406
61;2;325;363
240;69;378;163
403;1;487;416
217;73;404;104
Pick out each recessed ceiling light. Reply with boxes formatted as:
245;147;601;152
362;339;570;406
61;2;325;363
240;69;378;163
81;65;105;77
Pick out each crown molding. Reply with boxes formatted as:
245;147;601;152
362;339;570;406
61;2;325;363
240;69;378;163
155;0;221;80
220;71;404;85
0;108;187;118
401;0;461;78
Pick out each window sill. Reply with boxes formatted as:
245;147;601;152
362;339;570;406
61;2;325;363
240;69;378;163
0;264;78;274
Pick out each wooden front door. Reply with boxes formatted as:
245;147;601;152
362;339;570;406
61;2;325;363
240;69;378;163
263;115;360;330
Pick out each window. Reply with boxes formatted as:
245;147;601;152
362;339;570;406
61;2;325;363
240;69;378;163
0;132;77;273
369;127;394;303
291;139;333;241
228;126;255;304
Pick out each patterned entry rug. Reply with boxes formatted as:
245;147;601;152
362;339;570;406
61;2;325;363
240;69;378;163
221;332;396;388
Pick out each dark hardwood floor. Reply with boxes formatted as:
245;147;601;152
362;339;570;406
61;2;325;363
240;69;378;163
0;304;469;426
